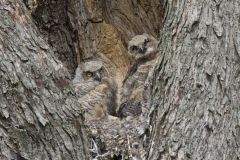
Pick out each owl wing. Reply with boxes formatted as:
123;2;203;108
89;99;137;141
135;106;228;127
117;100;142;117
123;49;158;84
119;50;158;118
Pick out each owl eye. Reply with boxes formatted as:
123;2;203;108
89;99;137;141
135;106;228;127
144;39;150;44
130;45;138;51
99;68;103;74
86;72;93;77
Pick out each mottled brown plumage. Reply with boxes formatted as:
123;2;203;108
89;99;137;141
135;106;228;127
73;58;118;120
118;34;159;117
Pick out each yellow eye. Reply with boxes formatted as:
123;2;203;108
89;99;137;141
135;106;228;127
86;72;93;77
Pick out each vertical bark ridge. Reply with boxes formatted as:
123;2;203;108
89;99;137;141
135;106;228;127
148;0;240;159
0;1;89;159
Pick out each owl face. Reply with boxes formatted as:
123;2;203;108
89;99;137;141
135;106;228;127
128;34;158;59
129;38;149;54
81;60;108;82
82;68;105;82
73;58;118;119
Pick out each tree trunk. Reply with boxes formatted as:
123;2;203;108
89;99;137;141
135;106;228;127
0;1;89;159
3;0;239;160
148;0;240;159
31;0;164;78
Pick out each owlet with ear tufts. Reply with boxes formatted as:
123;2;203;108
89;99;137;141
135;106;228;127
118;34;159;117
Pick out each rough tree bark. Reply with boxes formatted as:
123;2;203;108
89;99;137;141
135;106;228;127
31;0;164;80
0;0;165;159
148;0;240;159
0;1;89;159
4;0;239;160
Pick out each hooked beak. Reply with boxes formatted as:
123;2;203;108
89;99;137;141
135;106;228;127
138;39;149;54
93;72;101;82
138;44;147;54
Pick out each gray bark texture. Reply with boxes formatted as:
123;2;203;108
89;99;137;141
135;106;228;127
148;0;240;159
0;1;89;159
2;0;239;159
31;0;164;76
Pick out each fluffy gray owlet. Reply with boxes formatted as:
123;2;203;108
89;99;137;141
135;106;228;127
117;34;159;117
73;59;117;120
